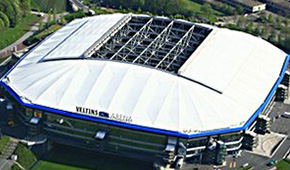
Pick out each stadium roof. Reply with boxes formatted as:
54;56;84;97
1;14;288;137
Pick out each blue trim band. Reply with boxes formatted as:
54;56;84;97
1;52;289;138
243;54;290;130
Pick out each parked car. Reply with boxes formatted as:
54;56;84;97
266;159;277;166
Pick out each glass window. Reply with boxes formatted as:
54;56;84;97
34;110;43;118
219;133;241;142
187;138;208;147
25;108;33;118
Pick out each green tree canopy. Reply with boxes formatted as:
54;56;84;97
261;27;267;37
283;37;290;52
285;18;290;27
0;19;5;30
236;5;245;15
0;11;10;28
267;13;273;24
0;0;31;27
200;4;213;18
20;0;31;16
0;0;23;26
53;8;57;24
276;16;281;26
48;9;51;24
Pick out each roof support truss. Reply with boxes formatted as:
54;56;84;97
110;18;154;61
155;25;195;70
89;15;212;73
133;21;174;64
84;14;132;58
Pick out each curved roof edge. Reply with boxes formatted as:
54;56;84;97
0;55;289;139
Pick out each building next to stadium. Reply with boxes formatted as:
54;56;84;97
0;13;289;169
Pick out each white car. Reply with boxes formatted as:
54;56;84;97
282;112;290;118
242;163;250;168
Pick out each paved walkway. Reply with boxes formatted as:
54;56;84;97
273;136;290;160
0;24;39;57
0;159;14;170
0;11;66;57
0;137;18;170
0;138;19;160
253;133;285;157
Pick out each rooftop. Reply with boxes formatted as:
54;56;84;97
234;0;265;7
265;0;290;9
1;14;288;137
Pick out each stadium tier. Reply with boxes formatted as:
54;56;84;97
0;14;289;168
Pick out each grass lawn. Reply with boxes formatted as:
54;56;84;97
32;161;89;170
276;159;290;170
0;14;39;50
31;0;67;13
186;0;221;14
11;143;37;170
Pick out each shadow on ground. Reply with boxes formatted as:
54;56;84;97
38;144;153;170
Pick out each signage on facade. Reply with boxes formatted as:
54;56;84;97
75;106;132;123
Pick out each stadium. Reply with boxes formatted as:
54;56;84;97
0;13;289;169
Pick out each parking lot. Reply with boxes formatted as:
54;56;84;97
224;102;290;170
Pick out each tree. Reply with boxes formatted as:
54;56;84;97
278;34;283;46
47;9;51;24
283;37;290;52
0;0;17;26
224;4;235;15
200;4;213;19
246;22;253;33
253;26;260;35
268;33;276;43
285;18;290;27
0;11;10;28
260;11;267;23
137;7;142;13
20;0;31;16
60;12;66;25
11;0;22;23
0;19;5;31
237;16;246;27
236;5;245;15
267;13;273;24
38;20;44;30
276;16;281;26
53;8;57;24
261;27;267;37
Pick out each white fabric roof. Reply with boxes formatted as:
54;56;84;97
3;14;287;134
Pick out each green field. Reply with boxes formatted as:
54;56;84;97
276;159;290;170
31;0;67;13
11;144;37;170
0;14;39;50
186;0;221;15
32;161;89;170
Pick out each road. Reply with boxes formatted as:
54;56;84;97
30;11;67;23
0;159;14;170
70;0;88;9
225;151;269;170
0;23;38;55
223;110;290;170
0;11;67;56
273;137;290;160
271;114;290;160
